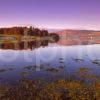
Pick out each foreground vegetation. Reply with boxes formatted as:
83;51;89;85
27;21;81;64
0;65;100;100
0;75;100;100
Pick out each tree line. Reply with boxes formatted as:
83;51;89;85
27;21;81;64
0;26;59;49
0;26;54;35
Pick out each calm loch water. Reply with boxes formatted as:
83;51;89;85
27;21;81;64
0;44;100;85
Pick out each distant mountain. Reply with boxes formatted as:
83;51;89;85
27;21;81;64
55;29;100;45
57;29;94;34
56;29;100;36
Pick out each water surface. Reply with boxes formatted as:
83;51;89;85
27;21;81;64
0;44;100;84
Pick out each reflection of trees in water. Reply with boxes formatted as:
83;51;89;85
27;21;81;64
0;35;60;50
0;39;50;50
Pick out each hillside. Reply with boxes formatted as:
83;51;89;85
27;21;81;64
56;29;100;45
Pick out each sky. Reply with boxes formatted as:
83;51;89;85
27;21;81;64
0;0;100;30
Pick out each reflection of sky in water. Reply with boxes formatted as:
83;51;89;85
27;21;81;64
0;44;100;84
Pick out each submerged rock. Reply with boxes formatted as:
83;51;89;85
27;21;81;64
0;69;7;73
73;58;84;62
0;67;14;74
23;66;33;70
20;71;31;76
45;68;59;73
92;60;100;66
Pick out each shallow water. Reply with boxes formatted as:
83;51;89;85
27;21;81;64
0;44;100;84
